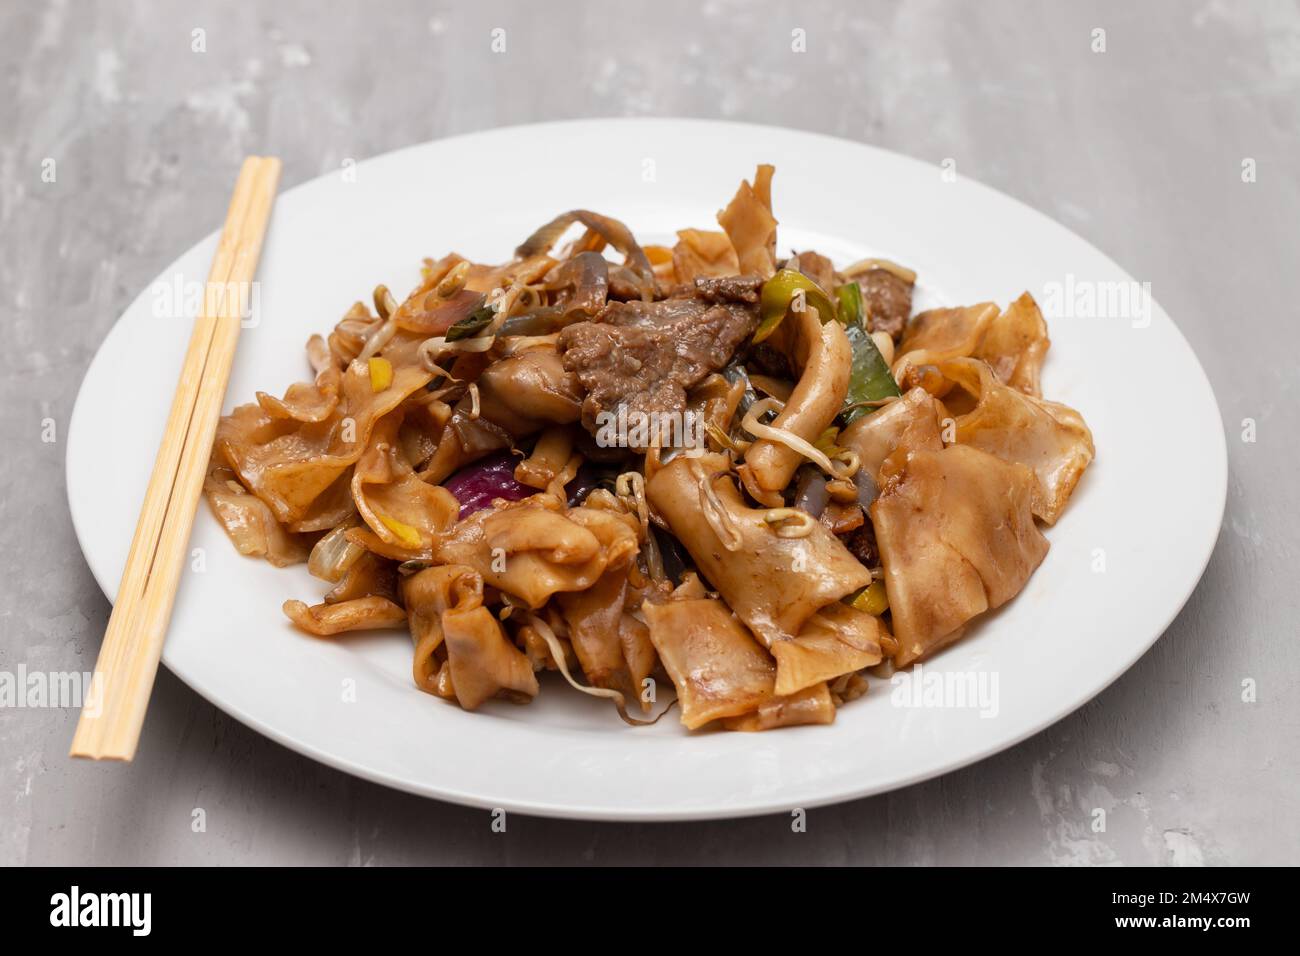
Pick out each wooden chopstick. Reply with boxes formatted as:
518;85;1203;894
71;156;282;761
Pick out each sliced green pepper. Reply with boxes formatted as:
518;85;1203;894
754;269;841;343
836;281;900;424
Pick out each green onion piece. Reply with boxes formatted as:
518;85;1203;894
836;282;900;425
445;302;496;342
754;269;841;343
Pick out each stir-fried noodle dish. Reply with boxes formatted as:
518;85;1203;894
206;166;1094;732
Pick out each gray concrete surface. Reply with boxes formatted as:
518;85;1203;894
2;0;1297;865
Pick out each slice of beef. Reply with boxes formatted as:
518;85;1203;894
691;273;763;305
559;292;758;446
843;520;879;569
786;251;836;293
607;265;653;301
855;269;914;341
598;295;711;330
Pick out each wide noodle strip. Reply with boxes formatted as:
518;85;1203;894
647;452;871;646
872;444;1049;666
206;164;1093;731
934;357;1095;524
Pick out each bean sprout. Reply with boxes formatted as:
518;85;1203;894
841;257;917;284
616;471;664;581
741;397;858;480
690;459;743;552
525;614;671;727
763;508;817;538
373;284;398;320
435;260;471;298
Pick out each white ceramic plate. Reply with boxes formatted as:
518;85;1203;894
67;119;1226;820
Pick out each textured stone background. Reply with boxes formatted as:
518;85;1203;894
2;0;1297;864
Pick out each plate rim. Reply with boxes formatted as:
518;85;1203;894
66;117;1228;821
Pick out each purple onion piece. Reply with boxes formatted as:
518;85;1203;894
793;466;829;518
854;469;880;510
443;455;610;520
443;452;532;520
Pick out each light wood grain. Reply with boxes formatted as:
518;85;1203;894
69;156;281;760
3;0;1295;865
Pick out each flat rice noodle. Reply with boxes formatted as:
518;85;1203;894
557;568;637;701
256;364;342;424
974;292;1050;397
515;426;575;490
936;358;1094;525
282;595;407;636
323;551;397;605
418;401;513;485
553;526;656;709
403;565;481;654
475;347;582;434
398;418;440;472
770;602;884;697
619;612;657;710
642;597;776;730
442;605;540;709
515;620;576;673
716;165;778;279
838;386;944;481
287;468;356;533
416;347;579;480
646;452;871;646
216;359;433;524
203;462;310;566
721;682;836;732
892;302;998;380
742;307;851;494
352;412;460;554
516;211;655;298
328;301;381;369
871;444;1048;666
402;564;485;696
431;496;635;609
542;251;609;318
672;228;740;284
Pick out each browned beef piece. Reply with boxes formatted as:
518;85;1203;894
606;267;647;301
786;251;836;292
844;521;879;569
855;269;914;341
692;273;763;305
559;293;758;443
598;295;711;330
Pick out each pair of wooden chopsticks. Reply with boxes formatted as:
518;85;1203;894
71;157;282;761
